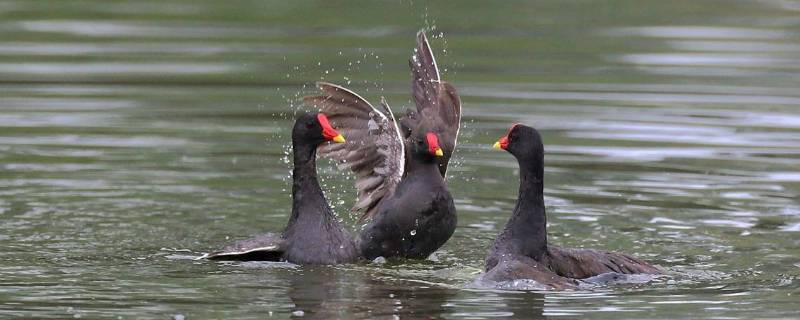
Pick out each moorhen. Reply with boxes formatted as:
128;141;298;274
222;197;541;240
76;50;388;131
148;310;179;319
303;31;460;260
202;113;359;265
482;124;661;287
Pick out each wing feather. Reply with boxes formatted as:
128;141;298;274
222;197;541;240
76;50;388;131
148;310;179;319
304;82;404;221
545;246;662;278
404;30;462;177
201;233;284;261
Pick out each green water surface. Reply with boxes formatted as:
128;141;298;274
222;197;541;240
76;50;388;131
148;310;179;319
1;1;799;319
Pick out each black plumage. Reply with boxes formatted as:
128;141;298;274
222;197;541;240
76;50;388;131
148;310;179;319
304;30;461;260
483;124;661;287
203;113;359;265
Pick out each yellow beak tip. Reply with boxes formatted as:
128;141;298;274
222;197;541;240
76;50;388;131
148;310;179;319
492;141;502;150
434;148;444;157
332;135;346;143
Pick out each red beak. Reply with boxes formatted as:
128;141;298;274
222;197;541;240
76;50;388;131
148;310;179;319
493;123;519;150
317;113;345;143
494;136;509;150
426;132;444;157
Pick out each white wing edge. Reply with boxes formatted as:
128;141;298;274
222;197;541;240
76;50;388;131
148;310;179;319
316;81;405;178
379;96;405;178
197;245;280;260
418;31;441;83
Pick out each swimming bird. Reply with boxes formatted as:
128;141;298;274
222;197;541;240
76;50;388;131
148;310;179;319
202;113;359;264
483;124;661;286
303;31;461;260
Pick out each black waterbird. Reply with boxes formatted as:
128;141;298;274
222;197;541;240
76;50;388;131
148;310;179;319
203;113;359;264
482;124;662;288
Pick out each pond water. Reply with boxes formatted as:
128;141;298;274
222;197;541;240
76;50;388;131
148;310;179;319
1;1;799;318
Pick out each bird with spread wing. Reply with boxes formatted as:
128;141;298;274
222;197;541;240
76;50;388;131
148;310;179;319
304;30;462;260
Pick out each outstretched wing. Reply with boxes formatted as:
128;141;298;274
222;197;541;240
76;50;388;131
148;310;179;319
304;82;405;221
401;30;462;177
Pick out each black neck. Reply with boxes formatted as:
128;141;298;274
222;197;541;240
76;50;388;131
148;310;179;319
507;152;547;259
404;147;442;178
288;141;333;226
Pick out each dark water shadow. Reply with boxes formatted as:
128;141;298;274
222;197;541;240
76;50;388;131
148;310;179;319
504;292;547;320
284;266;460;319
285;265;551;319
